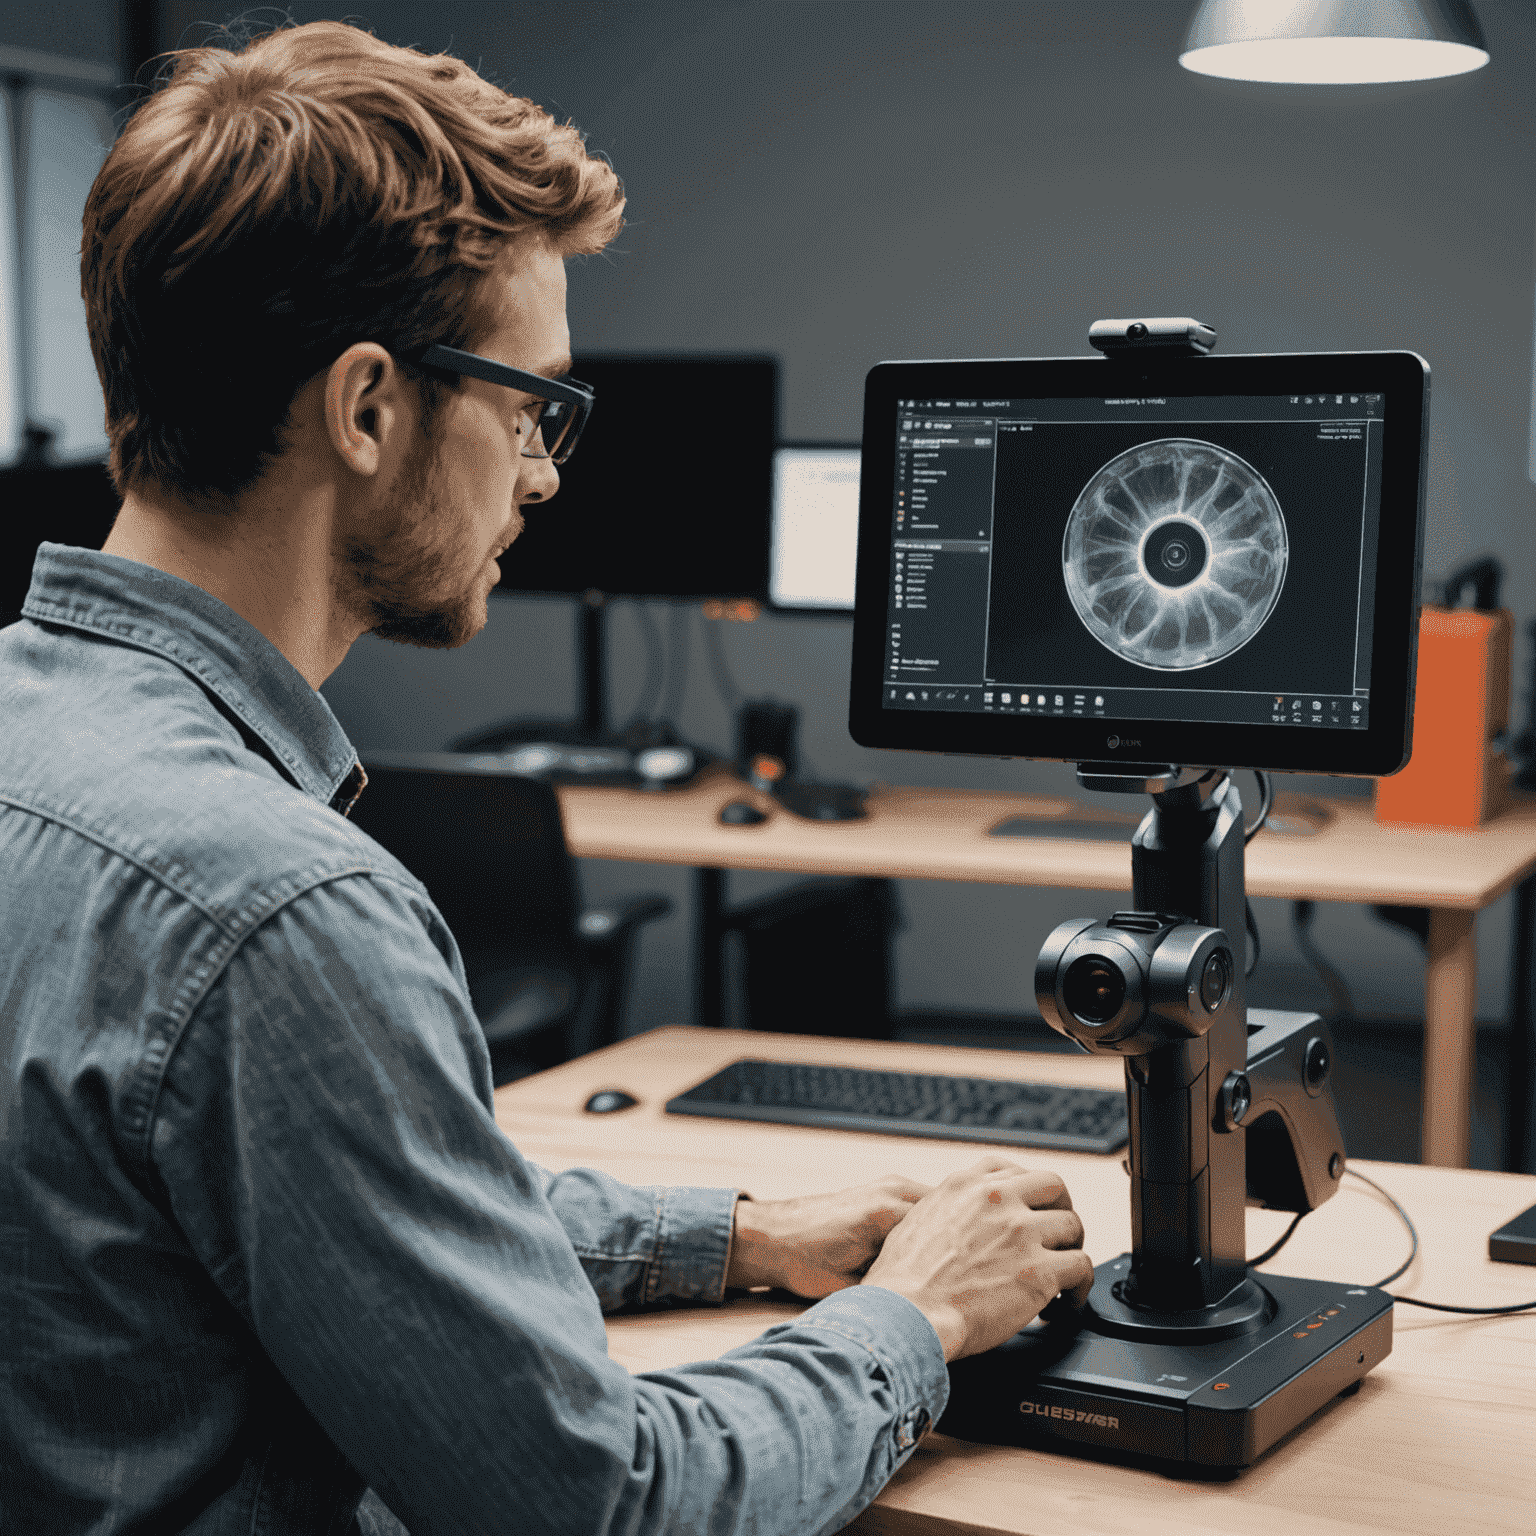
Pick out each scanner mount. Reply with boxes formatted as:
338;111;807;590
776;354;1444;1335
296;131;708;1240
941;758;1394;1467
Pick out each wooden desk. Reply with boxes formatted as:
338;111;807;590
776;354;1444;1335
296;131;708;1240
557;771;1536;1169
495;1027;1536;1536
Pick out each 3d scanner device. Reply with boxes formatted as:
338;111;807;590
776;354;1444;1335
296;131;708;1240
847;319;1431;1469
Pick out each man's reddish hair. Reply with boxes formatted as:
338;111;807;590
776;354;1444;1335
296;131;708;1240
82;19;625;502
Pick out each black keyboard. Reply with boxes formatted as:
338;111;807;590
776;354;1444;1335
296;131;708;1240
665;1058;1128;1154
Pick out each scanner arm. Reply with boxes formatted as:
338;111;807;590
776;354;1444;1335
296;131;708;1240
1239;1009;1347;1216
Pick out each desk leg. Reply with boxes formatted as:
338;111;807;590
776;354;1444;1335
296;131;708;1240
695;867;726;1028
1422;908;1477;1168
1506;875;1535;1173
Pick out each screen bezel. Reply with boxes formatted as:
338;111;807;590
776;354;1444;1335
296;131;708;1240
847;350;1429;777
767;438;862;615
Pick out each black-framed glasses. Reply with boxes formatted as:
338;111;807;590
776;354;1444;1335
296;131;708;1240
410;343;594;465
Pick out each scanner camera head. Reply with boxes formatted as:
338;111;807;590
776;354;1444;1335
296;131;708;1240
1035;912;1234;1056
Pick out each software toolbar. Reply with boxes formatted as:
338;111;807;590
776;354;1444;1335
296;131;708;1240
883;684;1369;726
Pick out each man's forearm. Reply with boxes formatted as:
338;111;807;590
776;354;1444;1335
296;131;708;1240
725;1194;776;1290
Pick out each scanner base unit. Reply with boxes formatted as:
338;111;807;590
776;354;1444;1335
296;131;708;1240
939;1260;1393;1469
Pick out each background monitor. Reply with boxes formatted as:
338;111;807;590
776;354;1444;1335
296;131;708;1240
847;351;1429;777
495;353;778;600
769;441;861;612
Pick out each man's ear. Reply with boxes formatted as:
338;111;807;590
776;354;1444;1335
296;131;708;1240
324;342;405;477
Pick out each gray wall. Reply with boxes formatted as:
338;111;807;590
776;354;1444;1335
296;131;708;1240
80;4;1536;1032
0;2;119;68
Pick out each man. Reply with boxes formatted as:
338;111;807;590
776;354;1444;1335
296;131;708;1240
0;20;1092;1535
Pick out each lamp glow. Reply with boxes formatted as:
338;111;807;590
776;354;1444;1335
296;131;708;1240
1180;1;1490;85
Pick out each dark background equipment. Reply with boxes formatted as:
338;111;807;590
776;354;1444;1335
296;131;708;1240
458;354;779;754
494;354;777;603
735;697;801;784
0;433;120;626
720;876;899;1038
1489;1201;1536;1264
732;695;870;819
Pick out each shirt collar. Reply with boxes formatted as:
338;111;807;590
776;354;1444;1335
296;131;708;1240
23;542;366;812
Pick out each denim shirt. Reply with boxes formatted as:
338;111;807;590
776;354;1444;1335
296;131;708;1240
0;544;948;1536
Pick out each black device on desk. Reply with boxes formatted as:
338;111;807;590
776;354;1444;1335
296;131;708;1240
446;736;705;791
836;322;1431;1469
735;697;870;820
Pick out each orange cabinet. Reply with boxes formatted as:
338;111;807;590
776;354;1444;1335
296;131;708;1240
1375;606;1513;828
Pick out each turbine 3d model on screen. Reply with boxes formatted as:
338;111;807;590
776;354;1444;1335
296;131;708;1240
1062;438;1288;671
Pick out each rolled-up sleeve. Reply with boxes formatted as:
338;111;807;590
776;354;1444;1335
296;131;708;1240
150;872;950;1536
529;1163;743;1311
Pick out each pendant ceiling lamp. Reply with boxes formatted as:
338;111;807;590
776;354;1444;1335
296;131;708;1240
1180;0;1490;84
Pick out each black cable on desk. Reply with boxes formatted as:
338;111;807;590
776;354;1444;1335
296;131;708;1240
1348;1167;1536;1313
1247;1209;1305;1267
1247;1168;1536;1314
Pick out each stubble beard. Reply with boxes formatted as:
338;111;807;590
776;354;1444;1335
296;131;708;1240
338;430;493;651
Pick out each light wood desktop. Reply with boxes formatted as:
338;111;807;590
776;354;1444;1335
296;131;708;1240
557;770;1536;1170
494;1026;1536;1536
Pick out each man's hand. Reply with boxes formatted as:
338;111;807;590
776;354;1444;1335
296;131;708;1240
726;1175;934;1300
860;1158;1093;1361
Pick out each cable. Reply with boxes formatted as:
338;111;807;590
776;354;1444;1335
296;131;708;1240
1162;766;1527;1311
1346;1167;1536;1313
1248;1209;1305;1267
1352;1166;1417;1287
1242;769;1273;844
1239;771;1271;979
1244;1169;1535;1312
1238;770;1355;1017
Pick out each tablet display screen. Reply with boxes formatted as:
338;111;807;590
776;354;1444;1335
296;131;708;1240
848;353;1428;776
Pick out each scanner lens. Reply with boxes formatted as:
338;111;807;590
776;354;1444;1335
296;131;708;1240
1199;950;1232;1011
1063;956;1126;1023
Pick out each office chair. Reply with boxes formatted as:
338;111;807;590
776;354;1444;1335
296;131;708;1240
350;757;670;1085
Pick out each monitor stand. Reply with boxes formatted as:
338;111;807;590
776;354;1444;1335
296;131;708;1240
938;764;1394;1472
454;590;636;753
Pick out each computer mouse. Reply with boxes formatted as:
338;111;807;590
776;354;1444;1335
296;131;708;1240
719;800;769;825
584;1088;640;1114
